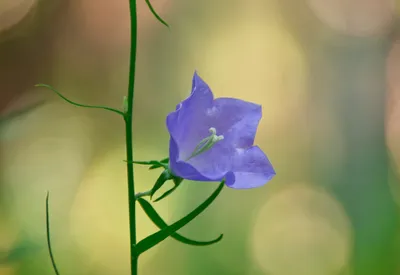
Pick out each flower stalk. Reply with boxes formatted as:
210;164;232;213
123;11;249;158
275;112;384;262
125;0;139;274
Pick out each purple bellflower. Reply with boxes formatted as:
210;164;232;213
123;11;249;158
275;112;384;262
166;72;276;189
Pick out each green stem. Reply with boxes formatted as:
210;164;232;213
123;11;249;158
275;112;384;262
45;192;61;275
135;190;152;200
35;84;124;116
123;160;169;169
125;0;138;274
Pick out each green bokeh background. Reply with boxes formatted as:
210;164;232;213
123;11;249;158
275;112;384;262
1;0;400;274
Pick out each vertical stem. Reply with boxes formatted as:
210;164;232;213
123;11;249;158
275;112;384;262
46;192;61;275
126;0;138;274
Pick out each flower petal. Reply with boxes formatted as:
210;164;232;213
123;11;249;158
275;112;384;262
182;98;262;179
168;137;213;181
166;72;214;149
224;146;275;189
208;98;261;148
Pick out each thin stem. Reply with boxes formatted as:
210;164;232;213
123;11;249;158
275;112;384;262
35;84;125;116
123;160;169;169
46;191;61;275
144;0;169;27
126;0;138;275
135;190;152;200
124;160;156;165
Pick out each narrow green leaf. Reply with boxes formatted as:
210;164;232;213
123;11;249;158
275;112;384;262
125;160;157;165
124;159;168;170
46;192;61;275
35;84;124;116
153;177;183;202
149;158;169;170
153;184;179;202
135;190;152;200
150;169;172;198
138;198;223;246
172;177;183;185
160;158;169;163
136;181;225;255
144;0;169;28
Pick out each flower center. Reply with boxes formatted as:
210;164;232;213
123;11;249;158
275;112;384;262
186;127;224;161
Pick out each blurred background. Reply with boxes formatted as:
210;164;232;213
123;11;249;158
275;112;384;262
1;0;400;274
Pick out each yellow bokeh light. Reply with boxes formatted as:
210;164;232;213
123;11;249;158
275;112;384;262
307;0;395;36
176;1;308;134
1;102;94;240
250;183;352;275
0;0;37;33
0;266;14;275
69;145;175;274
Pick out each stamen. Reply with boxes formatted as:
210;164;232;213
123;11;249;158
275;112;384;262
186;127;224;161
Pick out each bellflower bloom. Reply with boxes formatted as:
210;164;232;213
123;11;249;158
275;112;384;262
166;72;275;189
